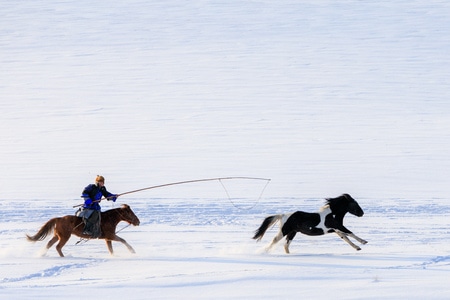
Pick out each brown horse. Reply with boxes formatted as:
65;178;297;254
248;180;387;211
26;204;140;257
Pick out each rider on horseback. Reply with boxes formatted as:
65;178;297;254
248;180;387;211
79;175;118;238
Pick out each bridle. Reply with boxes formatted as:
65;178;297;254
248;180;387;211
114;206;138;230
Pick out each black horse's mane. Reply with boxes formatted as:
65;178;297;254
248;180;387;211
325;194;350;207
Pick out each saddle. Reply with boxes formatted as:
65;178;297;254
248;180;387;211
76;208;102;238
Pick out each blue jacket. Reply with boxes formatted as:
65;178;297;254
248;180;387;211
81;184;115;211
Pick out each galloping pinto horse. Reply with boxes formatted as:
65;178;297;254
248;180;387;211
26;204;140;257
253;194;367;253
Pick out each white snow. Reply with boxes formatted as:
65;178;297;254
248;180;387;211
1;0;450;299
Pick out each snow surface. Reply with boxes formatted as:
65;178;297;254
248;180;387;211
1;0;450;299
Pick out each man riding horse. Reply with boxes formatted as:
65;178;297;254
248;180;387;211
78;175;118;238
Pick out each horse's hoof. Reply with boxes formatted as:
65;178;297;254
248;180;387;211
361;240;368;244
356;247;361;251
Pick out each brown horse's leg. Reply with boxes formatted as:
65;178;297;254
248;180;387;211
54;235;71;257
43;236;59;256
112;235;136;254
105;240;114;255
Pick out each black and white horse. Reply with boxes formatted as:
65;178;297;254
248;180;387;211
253;194;367;253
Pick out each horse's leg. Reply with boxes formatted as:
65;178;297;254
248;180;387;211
347;233;368;245
284;231;297;254
111;235;136;254
105;240;114;255
55;235;70;257
335;231;361;251
40;236;59;256
266;230;284;252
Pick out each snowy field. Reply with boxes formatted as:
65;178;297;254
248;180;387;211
1;0;450;299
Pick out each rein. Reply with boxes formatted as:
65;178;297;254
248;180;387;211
116;223;131;234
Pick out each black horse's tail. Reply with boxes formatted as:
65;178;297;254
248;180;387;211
26;218;58;242
253;215;283;241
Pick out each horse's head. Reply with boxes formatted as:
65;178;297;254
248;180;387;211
119;204;140;226
343;194;364;217
327;194;364;217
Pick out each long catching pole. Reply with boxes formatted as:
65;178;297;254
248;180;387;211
73;177;271;208
117;176;271;197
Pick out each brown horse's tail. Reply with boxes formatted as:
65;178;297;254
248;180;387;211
26;218;58;242
253;214;283;241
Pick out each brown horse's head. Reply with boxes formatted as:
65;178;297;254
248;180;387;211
120;204;140;226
